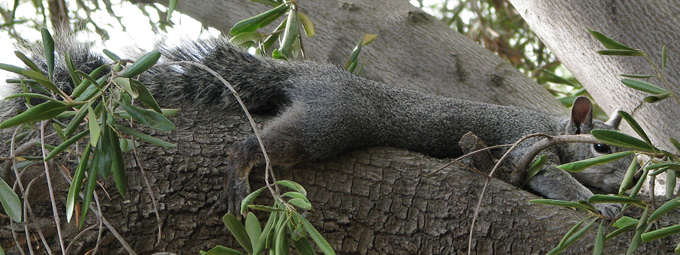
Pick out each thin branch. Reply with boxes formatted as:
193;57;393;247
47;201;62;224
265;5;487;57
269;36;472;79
39;121;66;254
467;132;552;254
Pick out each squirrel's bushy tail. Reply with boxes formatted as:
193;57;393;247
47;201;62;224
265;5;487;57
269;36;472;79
145;38;293;113
9;37;293;114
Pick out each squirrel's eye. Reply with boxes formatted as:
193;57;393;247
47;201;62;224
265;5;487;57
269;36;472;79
591;143;612;155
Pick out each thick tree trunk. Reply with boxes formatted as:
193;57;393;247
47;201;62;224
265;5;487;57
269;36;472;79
3;0;679;254
509;0;680;152
133;0;566;116
2;104;678;254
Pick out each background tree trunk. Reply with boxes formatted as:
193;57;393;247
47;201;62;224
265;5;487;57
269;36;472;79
132;0;567;116
3;0;679;254
509;0;680;152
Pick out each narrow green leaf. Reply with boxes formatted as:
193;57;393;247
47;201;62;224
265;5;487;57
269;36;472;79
662;45;667;70
647;162;680;171
41;28;55;79
620;74;655;79
671;138;680;153
618;111;653;148
557;218;588;248
122;50;161;78
587;194;645;207
619;156;639;195
607;216;638;240
80;139;101;228
87;105;100;147
3;93;58;102
274;180;307;196
114;124;176;148
71;65;106;98
667;170;677;200
110;125;127;197
202;245;246;255
96;115;113;178
0;63;26;75
299;214;335;255
293;237;316;255
45;130;88;161
641;224;680;242
245;212;262;252
297;12;315;37
14;51;40;72
648;197;680;223
120;103;175;131
230;3;288;35
621;78;669;95
64;103;89;136
167;0;177;21
626;206;649;255
279;8;299;57
361;34;378;46
20;70;60;95
130;79;162;113
0;177;22;223
344;44;362;70
275;217;290;255
630;167;649;198
63;52;83;86
103;49;121;62
549;218;597;255
223;214;253;254
593;220;605;255
288;198;312;210
588;29;636;50
644;93;671;103
592;129;656;152
240;186;266;215
255;212;278;254
115;77;137;98
66;142;91;222
0;101;75;129
557;151;634;172
524;155;547;186
229;32;264;47
597;49;643;56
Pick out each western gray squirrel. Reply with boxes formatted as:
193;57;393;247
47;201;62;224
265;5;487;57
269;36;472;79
0;37;631;217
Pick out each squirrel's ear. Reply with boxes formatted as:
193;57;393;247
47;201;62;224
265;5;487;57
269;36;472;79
567;96;593;134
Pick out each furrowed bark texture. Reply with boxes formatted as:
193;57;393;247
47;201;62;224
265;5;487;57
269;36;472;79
1;104;678;254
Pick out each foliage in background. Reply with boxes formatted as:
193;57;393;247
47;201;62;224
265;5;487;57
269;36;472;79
530;30;680;254
411;0;595;109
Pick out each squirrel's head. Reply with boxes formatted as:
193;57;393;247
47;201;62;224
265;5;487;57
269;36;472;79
561;96;633;194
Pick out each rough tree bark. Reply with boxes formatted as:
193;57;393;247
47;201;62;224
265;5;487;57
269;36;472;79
2;0;680;254
2;104;679;254
509;0;680;152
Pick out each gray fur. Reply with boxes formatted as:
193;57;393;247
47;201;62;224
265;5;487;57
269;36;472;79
0;37;630;217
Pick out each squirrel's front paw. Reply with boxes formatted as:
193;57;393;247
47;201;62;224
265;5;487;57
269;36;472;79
595;203;621;218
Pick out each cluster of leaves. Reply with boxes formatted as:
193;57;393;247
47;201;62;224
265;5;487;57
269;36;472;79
412;0;579;94
202;181;334;255
530;30;680;254
228;0;315;59
0;28;176;239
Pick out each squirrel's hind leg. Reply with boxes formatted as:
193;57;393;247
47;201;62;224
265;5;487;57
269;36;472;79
217;103;311;216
